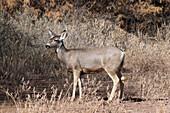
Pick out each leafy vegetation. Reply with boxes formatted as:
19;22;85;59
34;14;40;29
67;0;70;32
0;0;170;35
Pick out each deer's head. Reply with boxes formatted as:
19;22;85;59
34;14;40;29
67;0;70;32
45;30;67;49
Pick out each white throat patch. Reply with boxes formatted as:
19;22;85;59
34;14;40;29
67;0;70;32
56;48;59;53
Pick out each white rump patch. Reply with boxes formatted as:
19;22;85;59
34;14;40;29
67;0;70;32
121;52;125;60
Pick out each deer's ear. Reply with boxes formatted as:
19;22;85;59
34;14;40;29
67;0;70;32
48;30;57;38
60;30;67;40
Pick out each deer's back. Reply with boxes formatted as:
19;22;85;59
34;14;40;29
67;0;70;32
66;46;122;72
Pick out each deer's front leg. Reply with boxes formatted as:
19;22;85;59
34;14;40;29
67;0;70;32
71;70;81;101
78;78;82;99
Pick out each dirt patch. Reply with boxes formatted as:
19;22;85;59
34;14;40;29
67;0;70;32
0;98;169;113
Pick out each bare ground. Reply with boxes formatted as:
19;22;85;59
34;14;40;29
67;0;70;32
0;96;169;113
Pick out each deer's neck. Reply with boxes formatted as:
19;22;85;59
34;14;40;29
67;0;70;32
56;44;68;63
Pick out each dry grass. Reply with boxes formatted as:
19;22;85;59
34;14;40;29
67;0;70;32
0;5;170;113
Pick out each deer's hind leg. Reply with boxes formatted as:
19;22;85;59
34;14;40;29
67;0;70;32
105;69;119;101
117;72;124;100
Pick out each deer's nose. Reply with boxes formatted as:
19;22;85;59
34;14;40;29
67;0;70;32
45;45;51;48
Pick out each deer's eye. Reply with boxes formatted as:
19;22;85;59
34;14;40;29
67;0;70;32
54;40;60;43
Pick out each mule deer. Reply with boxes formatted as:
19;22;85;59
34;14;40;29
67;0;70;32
45;30;125;101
